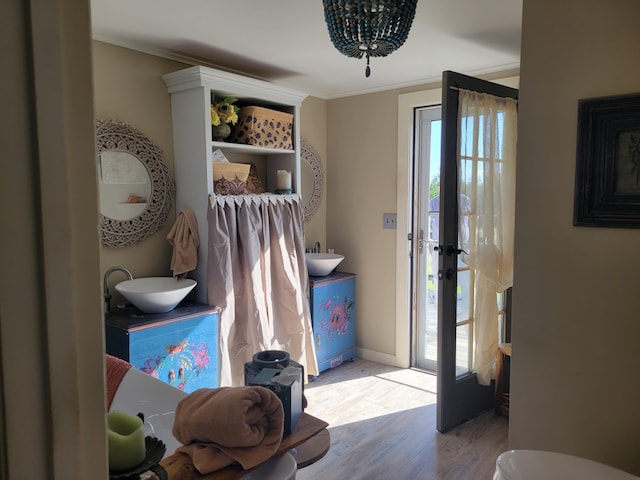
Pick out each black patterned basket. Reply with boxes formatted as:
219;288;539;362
230;106;293;149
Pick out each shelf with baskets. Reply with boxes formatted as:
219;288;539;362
210;141;293;156
162;65;308;301
163;65;306;195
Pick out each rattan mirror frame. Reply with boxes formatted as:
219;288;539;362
96;119;174;248
300;138;324;222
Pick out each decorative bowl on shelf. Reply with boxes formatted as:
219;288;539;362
115;277;196;314
305;253;345;277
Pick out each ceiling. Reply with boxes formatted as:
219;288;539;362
90;0;523;100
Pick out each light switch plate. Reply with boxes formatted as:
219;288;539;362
383;213;397;229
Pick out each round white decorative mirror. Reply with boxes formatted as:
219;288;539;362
96;119;174;248
300;138;324;221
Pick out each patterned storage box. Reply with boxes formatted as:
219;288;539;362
230;106;294;149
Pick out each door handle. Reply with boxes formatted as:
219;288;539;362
438;268;456;280
446;244;467;256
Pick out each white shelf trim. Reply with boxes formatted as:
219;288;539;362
163;65;307;107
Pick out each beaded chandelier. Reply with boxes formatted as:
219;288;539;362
322;0;418;77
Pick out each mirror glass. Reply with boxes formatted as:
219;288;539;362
98;151;151;221
301;160;315;205
96;119;174;248
300;138;324;221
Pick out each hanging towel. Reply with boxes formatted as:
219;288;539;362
105;354;133;410
172;386;284;474
167;209;199;278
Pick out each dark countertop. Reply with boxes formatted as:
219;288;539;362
105;301;219;331
309;271;356;287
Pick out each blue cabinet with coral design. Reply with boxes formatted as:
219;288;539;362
309;272;356;373
105;302;219;392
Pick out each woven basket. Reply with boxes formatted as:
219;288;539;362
230;106;294;149
213;162;250;182
213;162;251;195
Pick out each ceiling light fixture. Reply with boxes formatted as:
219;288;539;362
322;0;418;78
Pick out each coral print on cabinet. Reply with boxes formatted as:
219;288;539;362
319;296;354;338
139;341;210;391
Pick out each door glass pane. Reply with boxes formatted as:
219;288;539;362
455;323;472;376
456;267;472;322
423;224;438;364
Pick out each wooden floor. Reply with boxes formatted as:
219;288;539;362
295;358;508;480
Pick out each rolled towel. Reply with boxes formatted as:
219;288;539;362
172;386;284;474
105;354;133;410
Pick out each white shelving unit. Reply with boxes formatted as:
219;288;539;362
163;66;308;301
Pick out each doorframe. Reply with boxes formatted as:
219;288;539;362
395;75;520;371
2;0;107;476
396;87;443;369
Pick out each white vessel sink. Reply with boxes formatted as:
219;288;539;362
305;253;345;276
115;277;196;314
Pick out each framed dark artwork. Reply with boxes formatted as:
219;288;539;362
574;93;640;228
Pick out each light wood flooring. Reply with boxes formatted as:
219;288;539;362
295;358;508;480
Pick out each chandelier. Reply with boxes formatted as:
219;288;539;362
323;0;418;77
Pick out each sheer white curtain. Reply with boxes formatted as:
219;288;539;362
207;194;318;386
457;89;517;385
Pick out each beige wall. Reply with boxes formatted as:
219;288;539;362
300;96;328;250
93;41;187;305
509;0;640;474
91;42;515;365
327;90;404;356
325;72;519;361
8;1;640;476
91;40;420;362
93;42;330;305
92;4;640;472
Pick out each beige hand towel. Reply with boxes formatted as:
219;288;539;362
172;386;284;474
167;209;199;278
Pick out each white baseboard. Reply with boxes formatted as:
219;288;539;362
356;347;409;368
